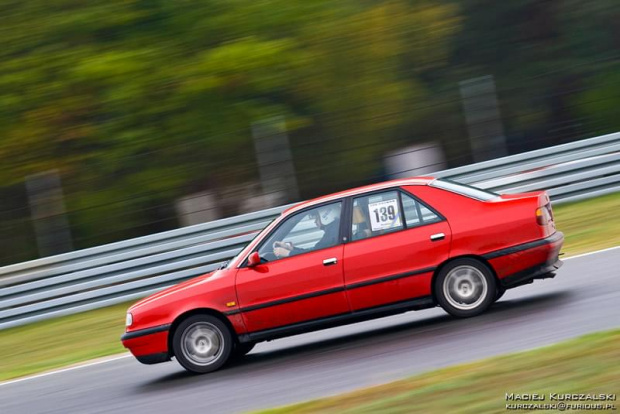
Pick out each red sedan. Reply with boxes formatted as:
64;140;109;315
121;177;563;374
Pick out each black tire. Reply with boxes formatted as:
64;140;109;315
434;258;497;318
231;342;256;359
495;286;506;302
172;314;233;374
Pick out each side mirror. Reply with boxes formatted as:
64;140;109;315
247;252;261;267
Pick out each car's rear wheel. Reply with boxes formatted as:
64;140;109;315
172;314;233;374
435;258;496;318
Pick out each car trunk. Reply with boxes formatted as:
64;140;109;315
499;191;556;238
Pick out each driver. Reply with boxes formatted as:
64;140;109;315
273;204;341;258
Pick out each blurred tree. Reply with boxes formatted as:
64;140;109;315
290;1;460;194
447;0;619;151
0;0;617;264
0;0;459;260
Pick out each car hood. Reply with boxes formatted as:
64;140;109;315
128;267;229;312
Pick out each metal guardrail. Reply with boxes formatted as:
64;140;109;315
434;131;620;203
1;131;619;330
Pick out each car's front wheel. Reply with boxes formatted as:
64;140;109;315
435;258;496;318
172;314;233;374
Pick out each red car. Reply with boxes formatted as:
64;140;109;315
121;177;563;374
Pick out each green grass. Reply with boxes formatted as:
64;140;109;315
256;330;620;414
0;302;129;381
552;191;620;256
0;192;619;382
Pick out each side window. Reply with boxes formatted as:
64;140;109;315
402;193;440;227
257;202;342;261
351;191;404;241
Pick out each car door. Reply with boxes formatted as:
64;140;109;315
344;188;451;310
235;201;350;334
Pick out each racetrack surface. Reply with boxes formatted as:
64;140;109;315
1;248;619;414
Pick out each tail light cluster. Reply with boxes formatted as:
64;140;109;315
536;204;554;225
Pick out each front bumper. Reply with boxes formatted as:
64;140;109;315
121;324;170;364
136;352;170;365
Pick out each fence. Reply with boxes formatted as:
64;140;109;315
1;131;619;330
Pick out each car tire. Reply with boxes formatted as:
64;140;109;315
231;342;255;360
172;314;233;374
435;258;497;318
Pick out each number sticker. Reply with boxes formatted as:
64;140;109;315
368;199;402;231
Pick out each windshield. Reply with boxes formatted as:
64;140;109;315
431;178;499;201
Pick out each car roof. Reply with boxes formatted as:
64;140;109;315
283;176;436;215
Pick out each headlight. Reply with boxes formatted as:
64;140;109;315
125;312;133;327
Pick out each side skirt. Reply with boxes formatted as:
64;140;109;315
238;296;435;344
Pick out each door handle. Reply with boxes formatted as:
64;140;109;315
430;233;445;241
323;258;338;266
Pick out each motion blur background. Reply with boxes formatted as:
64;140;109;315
1;0;618;266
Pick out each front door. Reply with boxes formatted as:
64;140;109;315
344;189;451;310
235;201;350;334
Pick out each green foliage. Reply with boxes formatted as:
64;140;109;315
0;0;618;262
449;0;619;148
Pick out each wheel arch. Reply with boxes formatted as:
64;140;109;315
431;255;499;302
167;308;238;358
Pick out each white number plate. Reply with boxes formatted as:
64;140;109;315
368;199;401;231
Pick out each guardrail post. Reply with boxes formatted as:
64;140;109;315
459;75;508;162
252;116;300;205
26;170;73;258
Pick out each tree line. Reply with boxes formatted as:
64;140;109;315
0;0;617;264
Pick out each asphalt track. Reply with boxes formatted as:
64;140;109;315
1;247;619;414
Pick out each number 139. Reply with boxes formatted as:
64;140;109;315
373;205;396;222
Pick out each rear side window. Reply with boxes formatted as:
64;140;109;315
431;179;498;201
402;193;441;227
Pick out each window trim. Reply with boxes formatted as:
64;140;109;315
429;178;499;202
239;199;346;268
346;186;445;243
400;190;444;228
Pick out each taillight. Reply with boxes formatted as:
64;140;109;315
536;206;551;225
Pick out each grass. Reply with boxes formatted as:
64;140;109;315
256;330;620;414
0;192;619;382
0;301;129;381
552;191;620;256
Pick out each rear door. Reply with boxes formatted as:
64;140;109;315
344;188;451;310
235;201;349;334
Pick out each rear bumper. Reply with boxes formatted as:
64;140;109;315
121;324;170;364
500;258;563;288
486;231;564;286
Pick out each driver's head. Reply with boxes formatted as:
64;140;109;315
312;204;340;229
